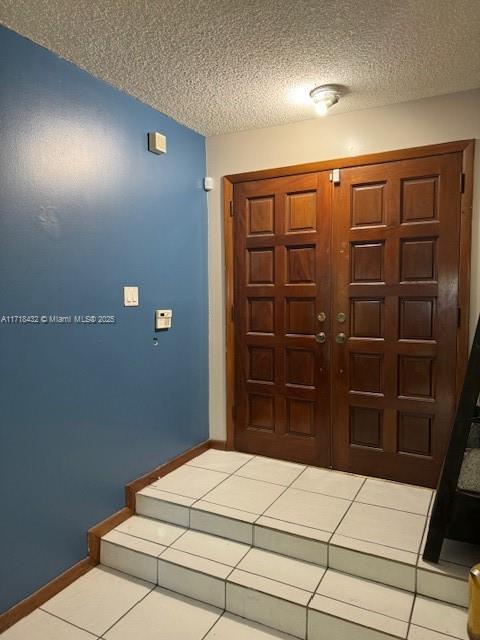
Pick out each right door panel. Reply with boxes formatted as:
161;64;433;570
332;153;463;487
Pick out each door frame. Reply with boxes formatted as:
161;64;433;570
223;140;475;452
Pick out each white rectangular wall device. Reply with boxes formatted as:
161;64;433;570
148;131;167;155
123;286;139;306
155;309;172;330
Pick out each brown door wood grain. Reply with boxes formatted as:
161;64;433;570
231;149;465;487
331;153;463;487
233;172;332;465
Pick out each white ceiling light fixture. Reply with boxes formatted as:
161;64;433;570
310;84;341;116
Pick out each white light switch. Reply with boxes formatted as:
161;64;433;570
124;286;139;307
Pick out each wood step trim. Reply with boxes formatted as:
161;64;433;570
0;438;225;633
124;440;212;510
0;557;94;633
88;506;133;564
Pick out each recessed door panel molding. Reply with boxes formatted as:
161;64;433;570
247;298;275;334
286;190;317;233
351;182;386;227
248;393;275;431
398;355;435;400
400;238;437;282
286;245;316;284
332;152;463;486
285;297;317;335
234;172;332;465
401;176;438;223
399;298;436;341
247;196;275;236
351;298;385;339
286;398;316;436
349;352;384;395
228;141;472;486
247;247;275;285
248;346;275;384
351;241;385;283
285;348;316;388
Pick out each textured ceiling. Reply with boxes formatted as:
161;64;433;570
1;0;479;136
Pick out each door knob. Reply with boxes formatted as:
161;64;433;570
315;332;327;344
337;312;346;323
335;332;347;344
317;312;326;322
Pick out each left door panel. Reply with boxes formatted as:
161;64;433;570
233;172;332;466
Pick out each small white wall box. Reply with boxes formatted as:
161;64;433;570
155;309;172;330
124;286;139;307
148;131;167;155
203;177;214;191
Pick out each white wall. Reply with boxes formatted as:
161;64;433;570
206;89;480;441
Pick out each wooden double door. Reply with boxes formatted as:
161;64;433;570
233;150;466;487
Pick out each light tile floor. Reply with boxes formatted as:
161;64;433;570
138;451;479;598
2;451;477;640
147;450;435;567
1;567;470;640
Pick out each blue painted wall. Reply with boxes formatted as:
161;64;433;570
0;25;208;613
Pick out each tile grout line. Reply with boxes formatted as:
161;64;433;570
139;498;421;564
114;516;187;541
223;533;257;611
330;476;367;538
102;537;166;562
35;456;457;640
148;454;253;505
187;459;310;544
353;498;433;518
184;454;261;520
196;458;306;520
412;620;465;640
309;590;416;626
253;461;309;524
130;455;455;631
328;531;420;557
193;497;260;517
152;529;327;605
306;565;329;638
160;545;248;571
303;605;410;640
225;564;318;595
255;513;332;537
41;579;157;639
199;610;225;640
38;608;99;638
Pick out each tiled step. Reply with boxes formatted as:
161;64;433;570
100;516;468;640
133;450;478;606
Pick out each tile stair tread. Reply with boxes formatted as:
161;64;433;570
228;568;312;606
115;514;186;546
330;532;418;566
137;485;195;506
309;594;408;638
133;483;474;593
100;517;467;640
159;547;233;579
255;515;331;542
102;529;166;557
192;499;259;523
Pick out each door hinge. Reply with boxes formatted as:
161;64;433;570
230;305;234;322
460;173;466;194
329;168;340;185
457;307;461;328
229;200;234;216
